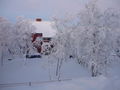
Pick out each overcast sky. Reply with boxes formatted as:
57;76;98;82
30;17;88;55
0;0;120;22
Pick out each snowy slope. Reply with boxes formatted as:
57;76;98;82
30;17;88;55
0;76;108;90
0;57;89;84
0;58;120;90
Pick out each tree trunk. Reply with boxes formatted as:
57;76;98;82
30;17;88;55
91;64;98;77
1;48;4;66
56;59;60;76
56;58;63;81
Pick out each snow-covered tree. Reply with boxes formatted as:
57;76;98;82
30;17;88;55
13;17;36;58
0;17;14;66
0;17;37;65
52;0;120;77
50;16;77;80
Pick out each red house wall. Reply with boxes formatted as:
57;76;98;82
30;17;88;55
32;33;43;53
31;33;52;53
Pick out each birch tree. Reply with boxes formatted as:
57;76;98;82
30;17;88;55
52;0;120;77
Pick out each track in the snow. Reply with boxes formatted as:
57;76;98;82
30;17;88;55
0;79;72;88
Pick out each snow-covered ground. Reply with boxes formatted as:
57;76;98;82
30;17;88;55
0;58;120;90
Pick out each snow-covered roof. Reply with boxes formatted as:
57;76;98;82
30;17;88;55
32;21;57;37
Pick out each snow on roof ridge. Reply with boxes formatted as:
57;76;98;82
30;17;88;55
32;21;56;37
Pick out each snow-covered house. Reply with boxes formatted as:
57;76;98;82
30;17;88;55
31;18;57;54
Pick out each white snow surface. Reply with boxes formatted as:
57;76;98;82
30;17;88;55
0;58;120;90
32;21;57;37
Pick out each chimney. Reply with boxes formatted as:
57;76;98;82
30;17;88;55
36;18;42;22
